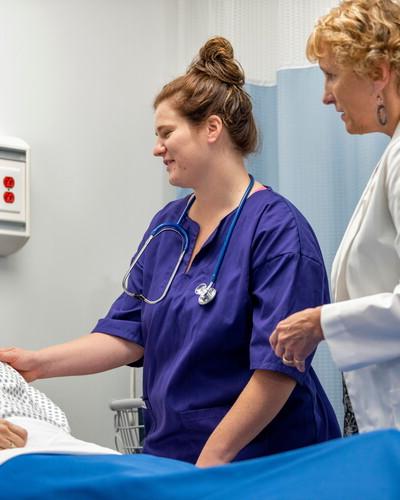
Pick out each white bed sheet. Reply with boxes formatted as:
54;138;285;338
0;416;120;466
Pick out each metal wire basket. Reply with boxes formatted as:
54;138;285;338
109;398;146;454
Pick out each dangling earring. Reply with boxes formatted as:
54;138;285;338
377;94;388;126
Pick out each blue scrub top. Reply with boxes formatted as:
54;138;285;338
93;188;341;463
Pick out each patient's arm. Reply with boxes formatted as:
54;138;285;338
0;419;28;449
0;333;144;382
196;369;295;467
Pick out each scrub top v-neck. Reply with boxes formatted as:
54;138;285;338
93;188;341;463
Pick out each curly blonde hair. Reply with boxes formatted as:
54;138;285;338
307;0;400;87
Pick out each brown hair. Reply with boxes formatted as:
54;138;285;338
154;36;258;156
307;0;400;89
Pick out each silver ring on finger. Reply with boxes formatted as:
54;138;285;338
282;356;295;366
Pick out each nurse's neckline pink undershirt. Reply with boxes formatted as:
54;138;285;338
251;185;268;194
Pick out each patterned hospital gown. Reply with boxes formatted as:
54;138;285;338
0;362;70;433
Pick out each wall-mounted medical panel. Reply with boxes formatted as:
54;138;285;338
0;137;30;256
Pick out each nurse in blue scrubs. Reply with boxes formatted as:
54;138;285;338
0;36;340;465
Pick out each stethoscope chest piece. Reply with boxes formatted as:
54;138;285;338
195;283;217;306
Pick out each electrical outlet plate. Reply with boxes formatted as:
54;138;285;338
0;137;30;256
0;158;25;221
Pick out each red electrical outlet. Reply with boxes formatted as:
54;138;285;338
3;191;15;204
3;176;15;189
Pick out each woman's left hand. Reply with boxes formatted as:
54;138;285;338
269;307;324;372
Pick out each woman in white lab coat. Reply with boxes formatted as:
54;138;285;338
270;0;400;435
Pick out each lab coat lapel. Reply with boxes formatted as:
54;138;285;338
331;159;382;301
332;122;400;300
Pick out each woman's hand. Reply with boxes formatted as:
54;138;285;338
0;335;144;381
0;420;28;449
0;348;41;382
269;307;324;372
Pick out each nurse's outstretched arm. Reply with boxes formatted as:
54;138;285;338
0;333;144;382
196;369;295;467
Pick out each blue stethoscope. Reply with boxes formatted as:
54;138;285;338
122;174;255;306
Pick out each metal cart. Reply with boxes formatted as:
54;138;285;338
109;398;146;454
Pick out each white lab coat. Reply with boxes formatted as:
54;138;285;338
321;121;400;432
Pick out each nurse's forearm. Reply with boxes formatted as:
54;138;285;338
36;333;143;379
196;369;296;467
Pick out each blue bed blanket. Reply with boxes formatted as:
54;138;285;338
1;429;400;499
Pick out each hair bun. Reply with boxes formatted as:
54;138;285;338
188;36;245;86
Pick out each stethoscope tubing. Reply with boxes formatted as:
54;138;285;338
122;175;254;305
122;225;189;304
209;175;254;284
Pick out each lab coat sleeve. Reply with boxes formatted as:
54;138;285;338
321;143;400;371
321;288;400;371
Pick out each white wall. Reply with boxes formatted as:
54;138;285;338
0;0;169;447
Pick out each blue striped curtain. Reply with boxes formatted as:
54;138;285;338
247;66;389;426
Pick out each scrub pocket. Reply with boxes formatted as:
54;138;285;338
180;406;230;446
389;388;400;427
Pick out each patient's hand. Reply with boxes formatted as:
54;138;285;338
0;419;28;449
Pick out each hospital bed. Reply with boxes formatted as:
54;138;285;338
1;429;399;499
